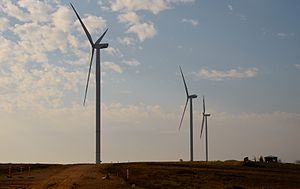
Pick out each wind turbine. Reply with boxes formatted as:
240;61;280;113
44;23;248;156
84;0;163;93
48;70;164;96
200;96;210;162
70;3;108;164
179;66;198;161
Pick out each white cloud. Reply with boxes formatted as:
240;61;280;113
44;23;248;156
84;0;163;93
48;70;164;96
295;64;300;69
261;29;295;40
117;11;157;42
0;17;9;31
276;32;294;39
17;0;53;23
2;2;82;63
111;0;170;15
105;47;123;57
127;21;157;41
75;15;106;35
67;34;80;48
111;0;194;14
0;63;85;112
52;5;74;32
0;36;15;63
226;4;246;21
97;0;110;11
118;11;140;25
118;36;135;46
181;18;199;27
112;0;194;42
194;67;258;81
122;59;141;66
0;1;95;113
12;22;69;61
0;0;30;22
103;61;123;73
0;0;53;23
277;33;288;37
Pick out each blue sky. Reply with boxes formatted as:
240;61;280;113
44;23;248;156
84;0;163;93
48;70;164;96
0;0;299;163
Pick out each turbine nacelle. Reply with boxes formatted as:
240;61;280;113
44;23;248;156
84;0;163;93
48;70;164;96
204;113;210;116
94;43;109;49
189;94;198;99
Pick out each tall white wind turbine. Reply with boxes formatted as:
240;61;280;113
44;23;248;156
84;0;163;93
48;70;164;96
179;66;198;161
71;3;108;164
200;96;210;162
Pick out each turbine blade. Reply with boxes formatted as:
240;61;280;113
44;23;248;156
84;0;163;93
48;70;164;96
95;28;108;45
200;115;205;138
179;66;189;97
70;3;94;46
203;96;205;113
83;48;95;106
179;98;189;130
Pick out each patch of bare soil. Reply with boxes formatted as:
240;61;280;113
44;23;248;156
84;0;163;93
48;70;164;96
0;164;131;189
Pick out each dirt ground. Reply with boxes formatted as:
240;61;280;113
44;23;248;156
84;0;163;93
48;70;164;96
1;162;300;189
103;161;300;189
0;164;131;189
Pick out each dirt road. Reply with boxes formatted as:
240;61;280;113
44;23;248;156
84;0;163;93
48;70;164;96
0;164;131;189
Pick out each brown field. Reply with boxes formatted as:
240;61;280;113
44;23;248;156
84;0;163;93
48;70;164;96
1;161;300;189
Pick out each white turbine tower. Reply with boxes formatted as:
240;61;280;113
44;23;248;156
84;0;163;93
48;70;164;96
200;96;210;162
179;66;198;162
71;3;108;164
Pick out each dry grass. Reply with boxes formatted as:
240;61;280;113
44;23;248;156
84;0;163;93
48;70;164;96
0;163;63;176
0;164;69;188
101;161;300;189
1;162;299;188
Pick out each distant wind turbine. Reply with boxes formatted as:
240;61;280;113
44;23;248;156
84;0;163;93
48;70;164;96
179;66;198;162
70;3;108;164
200;96;210;162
